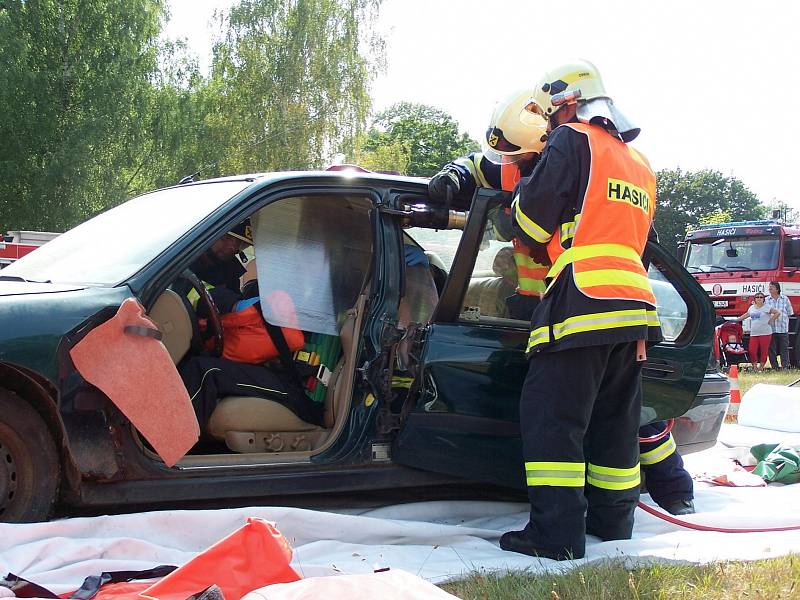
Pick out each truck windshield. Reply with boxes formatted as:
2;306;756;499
2;181;254;285
685;237;780;272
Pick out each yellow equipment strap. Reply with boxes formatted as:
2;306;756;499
640;435;677;466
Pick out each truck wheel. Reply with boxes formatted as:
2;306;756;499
0;389;59;522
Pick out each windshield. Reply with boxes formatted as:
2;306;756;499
685;237;779;272
2;181;254;285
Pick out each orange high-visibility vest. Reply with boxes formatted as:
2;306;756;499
545;122;656;305
501;164;547;296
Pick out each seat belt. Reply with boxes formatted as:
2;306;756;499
254;302;329;387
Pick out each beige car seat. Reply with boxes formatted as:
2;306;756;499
463;247;518;318
147;289;193;364
206;298;362;453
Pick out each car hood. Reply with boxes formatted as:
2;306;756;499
0;280;86;296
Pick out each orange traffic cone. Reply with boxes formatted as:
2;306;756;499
725;364;741;423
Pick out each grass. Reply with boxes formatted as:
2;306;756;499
443;555;800;599
444;369;800;599
738;368;800;395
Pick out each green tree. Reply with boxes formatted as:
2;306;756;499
203;0;384;176
654;168;766;255
0;0;167;231
351;134;410;174
358;102;479;177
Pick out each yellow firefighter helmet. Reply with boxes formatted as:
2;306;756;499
482;88;549;165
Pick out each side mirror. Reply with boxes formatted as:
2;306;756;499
676;242;687;264
784;239;800;268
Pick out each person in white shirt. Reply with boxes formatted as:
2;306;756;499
735;293;780;370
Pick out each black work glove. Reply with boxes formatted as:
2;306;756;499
428;166;461;200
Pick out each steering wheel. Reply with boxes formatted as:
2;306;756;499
179;270;223;357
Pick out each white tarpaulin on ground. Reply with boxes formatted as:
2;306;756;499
2;426;800;595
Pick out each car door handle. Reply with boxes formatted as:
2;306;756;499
642;359;681;380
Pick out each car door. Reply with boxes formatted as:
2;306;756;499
392;188;716;490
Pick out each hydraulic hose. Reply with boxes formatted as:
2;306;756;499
637;501;800;533
638;419;674;443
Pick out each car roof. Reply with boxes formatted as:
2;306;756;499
174;169;430;192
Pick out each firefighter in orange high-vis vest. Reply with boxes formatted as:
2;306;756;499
428;89;550;321
499;60;664;561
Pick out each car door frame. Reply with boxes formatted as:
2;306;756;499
391;187;716;490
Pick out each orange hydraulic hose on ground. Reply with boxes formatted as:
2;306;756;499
637;501;800;532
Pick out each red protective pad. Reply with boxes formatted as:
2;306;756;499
70;298;199;466
140;518;300;600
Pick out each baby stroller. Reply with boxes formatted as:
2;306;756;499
715;321;749;369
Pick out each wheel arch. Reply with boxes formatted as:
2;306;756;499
0;363;79;494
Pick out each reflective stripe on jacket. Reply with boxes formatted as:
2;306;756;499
501;163;548;296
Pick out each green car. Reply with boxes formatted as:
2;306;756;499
0;171;728;522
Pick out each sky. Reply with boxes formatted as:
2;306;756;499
164;0;800;209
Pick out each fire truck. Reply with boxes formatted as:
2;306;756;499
680;219;800;364
0;230;60;268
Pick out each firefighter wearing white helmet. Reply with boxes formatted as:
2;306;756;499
526;59;640;142
499;60;665;561
428;89;549;319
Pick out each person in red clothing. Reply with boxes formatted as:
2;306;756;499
734;292;779;370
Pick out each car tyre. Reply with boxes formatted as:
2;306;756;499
0;389;60;522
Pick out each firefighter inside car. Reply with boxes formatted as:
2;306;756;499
175;221;326;435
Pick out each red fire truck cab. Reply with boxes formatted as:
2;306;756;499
0;231;60;268
681;220;800;364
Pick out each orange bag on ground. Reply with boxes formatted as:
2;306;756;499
140;518;300;600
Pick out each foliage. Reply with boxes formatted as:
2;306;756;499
443;556;800;599
0;0;384;231
0;0;167;231
350;134;410;174
357;102;479;177
205;0;383;175
655;168;766;256
698;209;732;226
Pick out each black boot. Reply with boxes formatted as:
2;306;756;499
499;529;582;561
660;498;695;515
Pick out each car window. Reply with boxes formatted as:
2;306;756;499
405;227;462;271
649;262;688;342
254;194;373;335
460;216;518;321
2;181;254;285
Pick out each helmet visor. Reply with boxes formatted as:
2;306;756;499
481;144;530;165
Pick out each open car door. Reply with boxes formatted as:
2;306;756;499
392;188;716;491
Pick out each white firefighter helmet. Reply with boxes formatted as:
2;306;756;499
482;88;549;165
528;59;640;142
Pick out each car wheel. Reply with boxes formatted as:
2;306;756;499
0;389;60;522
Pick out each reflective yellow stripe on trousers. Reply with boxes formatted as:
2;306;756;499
640;434;677;465
586;463;641;490
525;461;585;487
